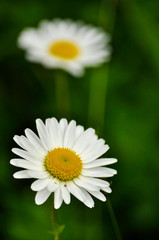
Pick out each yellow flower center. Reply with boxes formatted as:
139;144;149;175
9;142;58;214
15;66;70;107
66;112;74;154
44;148;83;181
49;41;79;59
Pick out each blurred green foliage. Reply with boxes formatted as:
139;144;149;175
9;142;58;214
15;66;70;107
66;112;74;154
0;0;159;239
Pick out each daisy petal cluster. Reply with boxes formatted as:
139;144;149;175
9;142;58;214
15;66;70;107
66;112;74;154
11;118;117;209
17;19;111;77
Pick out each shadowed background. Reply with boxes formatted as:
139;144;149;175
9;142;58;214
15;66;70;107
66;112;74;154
0;0;159;239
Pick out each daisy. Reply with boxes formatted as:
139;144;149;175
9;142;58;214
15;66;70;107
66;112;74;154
17;19;111;77
11;118;117;209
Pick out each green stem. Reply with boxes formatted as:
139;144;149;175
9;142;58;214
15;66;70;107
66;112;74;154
98;0;119;32
31;67;70;118
50;196;64;240
55;71;70;118
50;196;58;240
107;198;122;240
54;236;59;240
51;196;57;225
31;67;57;114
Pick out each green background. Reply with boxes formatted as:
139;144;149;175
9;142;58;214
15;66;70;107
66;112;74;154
0;0;159;239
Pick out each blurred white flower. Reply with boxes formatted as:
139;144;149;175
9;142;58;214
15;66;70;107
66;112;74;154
11;118;117;209
17;19;111;77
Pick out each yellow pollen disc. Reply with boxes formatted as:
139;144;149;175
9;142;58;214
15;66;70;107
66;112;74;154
44;148;83;181
49;41;79;59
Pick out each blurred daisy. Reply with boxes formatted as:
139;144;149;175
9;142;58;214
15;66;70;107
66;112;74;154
11;118;117;209
17;19;111;77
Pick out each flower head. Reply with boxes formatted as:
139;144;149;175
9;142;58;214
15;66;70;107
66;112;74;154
11;118;117;209
17;19;111;77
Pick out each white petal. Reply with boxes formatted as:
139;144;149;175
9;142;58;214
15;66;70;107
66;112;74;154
13;170;31;179
101;186;112;193
80;138;104;157
54;187;63;209
67;181;85;203
25;128;47;155
13;135;25;149
51;117;63;147
15;135;43;159
88;191;106;202
44;118;54;150
61;183;71;204
47;179;59;192
19;136;40;157
59;118;68;145
82;167;117;177
105;167;117;175
31;178;51;191
101;158;118;165
79;188;94;208
73;128;95;154
67;181;94;208
10;158;43;171
35;188;52;205
63;62;84;77
81;145;109;163
18;28;44;49
78;175;110;188
73;178;99;191
45;118;63;149
80;135;99;156
83;158;117;168
36;118;49;150
79;27;107;45
75;125;84;140
27;170;49;178
10;158;24;166
63;120;76;148
12;148;40;163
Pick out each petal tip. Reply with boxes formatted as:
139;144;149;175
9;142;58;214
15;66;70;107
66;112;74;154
10;159;16;165
13;173;16;178
13;135;19;141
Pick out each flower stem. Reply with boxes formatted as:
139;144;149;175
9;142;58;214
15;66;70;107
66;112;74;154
50;196;65;240
55;71;70;118
98;0;119;32
107;198;122;240
51;196;57;225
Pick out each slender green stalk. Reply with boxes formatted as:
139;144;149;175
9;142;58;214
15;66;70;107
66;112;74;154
107;198;122;240
50;196;58;240
51;196;57;225
50;196;64;240
31;67;57;115
98;0;119;32
31;67;70;118
55;71;70;118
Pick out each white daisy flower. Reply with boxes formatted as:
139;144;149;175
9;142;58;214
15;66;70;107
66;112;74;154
17;19;111;77
11;118;117;209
